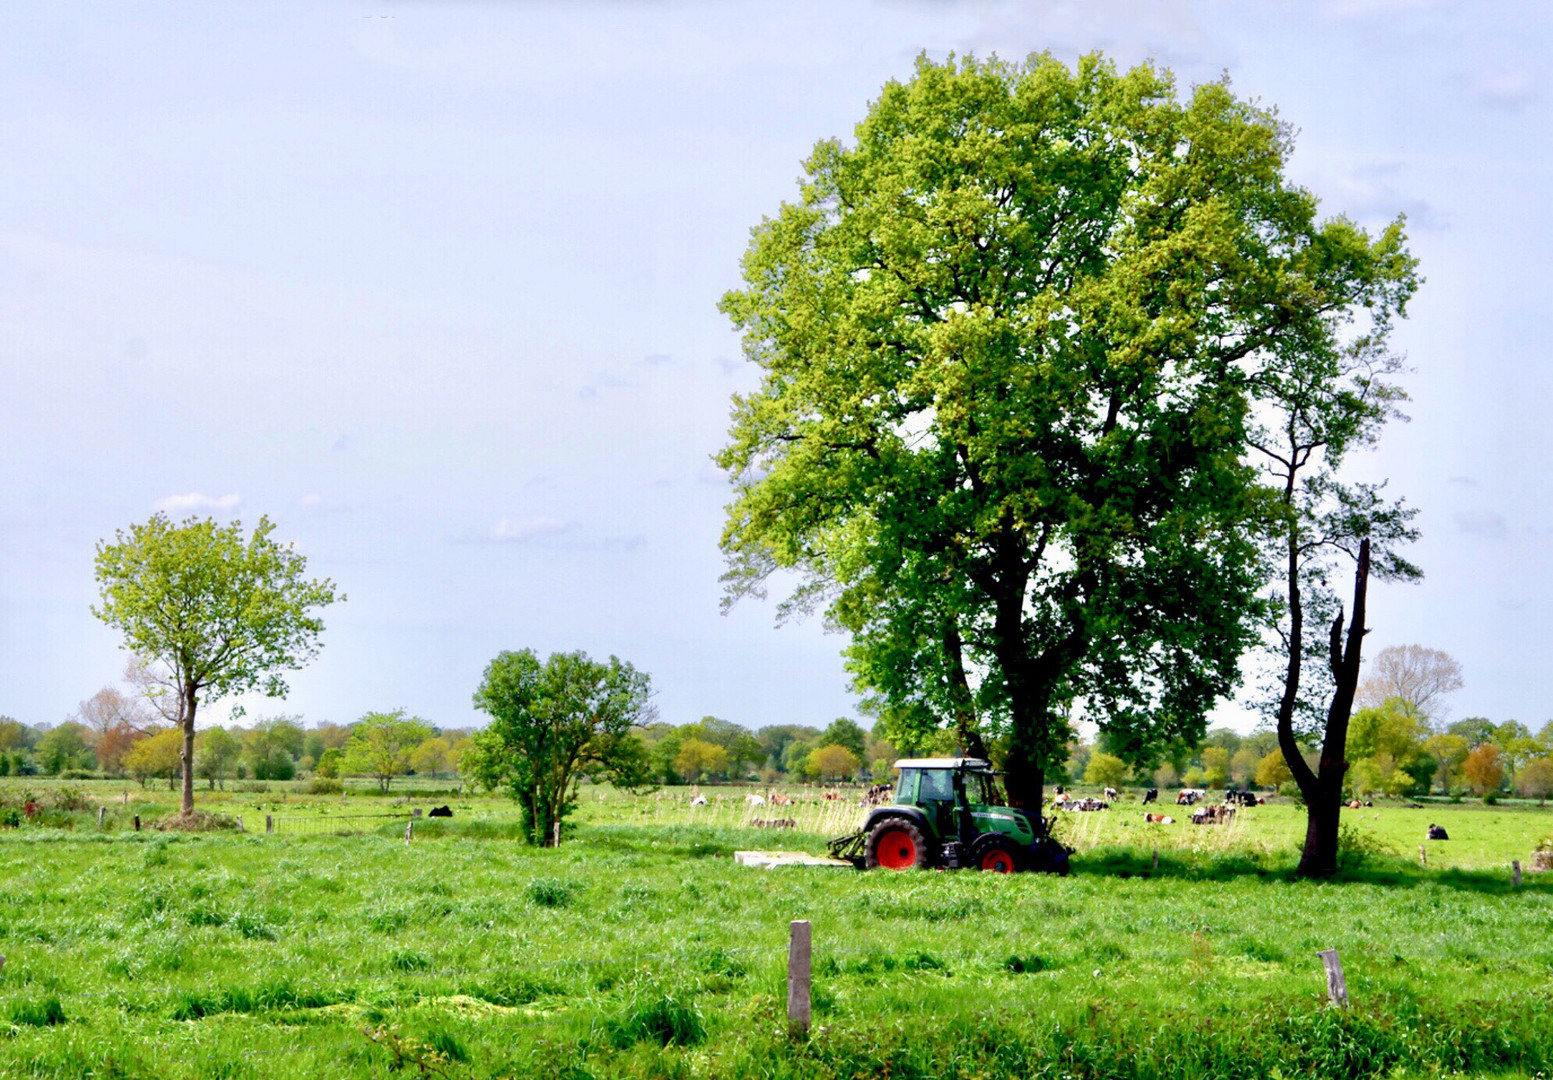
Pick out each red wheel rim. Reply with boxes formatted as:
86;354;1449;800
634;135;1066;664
980;849;1015;873
876;828;917;869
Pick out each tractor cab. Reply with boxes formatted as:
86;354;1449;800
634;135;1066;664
828;758;1070;875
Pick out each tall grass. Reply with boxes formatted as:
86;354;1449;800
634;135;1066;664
0;782;1550;1077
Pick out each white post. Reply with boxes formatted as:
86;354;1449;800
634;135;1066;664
1318;949;1349;1008
236;815;243;832
552;821;561;848
405;820;413;846
788;920;812;1034
1419;844;1427;867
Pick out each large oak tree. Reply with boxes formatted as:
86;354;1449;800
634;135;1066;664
717;53;1417;808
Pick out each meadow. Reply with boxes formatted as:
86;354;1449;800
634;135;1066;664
0;780;1551;1079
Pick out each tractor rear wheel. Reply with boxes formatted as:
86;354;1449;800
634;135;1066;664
865;819;929;870
971;835;1023;874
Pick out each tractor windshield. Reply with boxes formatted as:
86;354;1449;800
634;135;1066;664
964;770;1001;806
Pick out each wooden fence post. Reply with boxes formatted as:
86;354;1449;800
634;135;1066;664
1317;949;1349;1008
788;920;812;1035
236;816;243;832
133;814;140;832
553;821;561;848
97;807;106;828
1419;844;1427;867
1512;860;1522;888
1152;849;1159;872
266;815;273;835
405;820;413;846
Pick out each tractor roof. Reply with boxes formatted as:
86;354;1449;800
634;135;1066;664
894;757;992;770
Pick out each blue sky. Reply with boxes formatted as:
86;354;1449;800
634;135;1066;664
2;1;1548;733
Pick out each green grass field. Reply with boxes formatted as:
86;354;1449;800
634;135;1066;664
1;781;1551;1079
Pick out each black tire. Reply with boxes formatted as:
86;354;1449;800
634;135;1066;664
970;834;1024;873
865;818;930;870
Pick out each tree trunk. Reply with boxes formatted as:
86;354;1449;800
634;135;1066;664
181;686;198;815
1295;539;1370;878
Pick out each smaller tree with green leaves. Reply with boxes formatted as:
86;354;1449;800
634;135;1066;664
342;711;435;793
817;718;868;763
468;649;655;845
36;723;92;775
675;738;728;783
126;728;182;788
1254;749;1294;789
194;727;240;790
1083;752;1128;790
810;743;861;783
93;514;341;813
1200;747;1231;790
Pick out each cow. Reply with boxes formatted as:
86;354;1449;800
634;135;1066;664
427;805;453;818
1192;804;1236;825
1225;790;1257;808
749;818;796;829
1176;789;1203;806
690;795;708;806
1142;788;1159;805
1143;812;1175;824
1427;823;1449;841
1103;787;1119;803
745;794;766;807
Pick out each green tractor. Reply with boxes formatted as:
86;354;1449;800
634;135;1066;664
828;758;1070;874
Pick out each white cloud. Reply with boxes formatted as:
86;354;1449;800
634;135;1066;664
154;493;241;513
1453;510;1507;539
299;492;324;508
489;516;575;542
1459;67;1538;111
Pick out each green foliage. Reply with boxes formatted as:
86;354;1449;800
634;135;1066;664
470;649;655;844
341;711;435;793
716;53;1413;802
1082;752;1128;789
609;994;705;1048
35;723;92;776
92;513;340;812
527;877;574;908
9;996;66;1027
816;718;867;762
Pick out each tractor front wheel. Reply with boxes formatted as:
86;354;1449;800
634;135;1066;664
865;819;929;870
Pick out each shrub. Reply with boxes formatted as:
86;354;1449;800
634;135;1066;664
527;878;573;908
303;777;343;795
609;994;705;1048
153;810;240;832
10;997;66;1027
